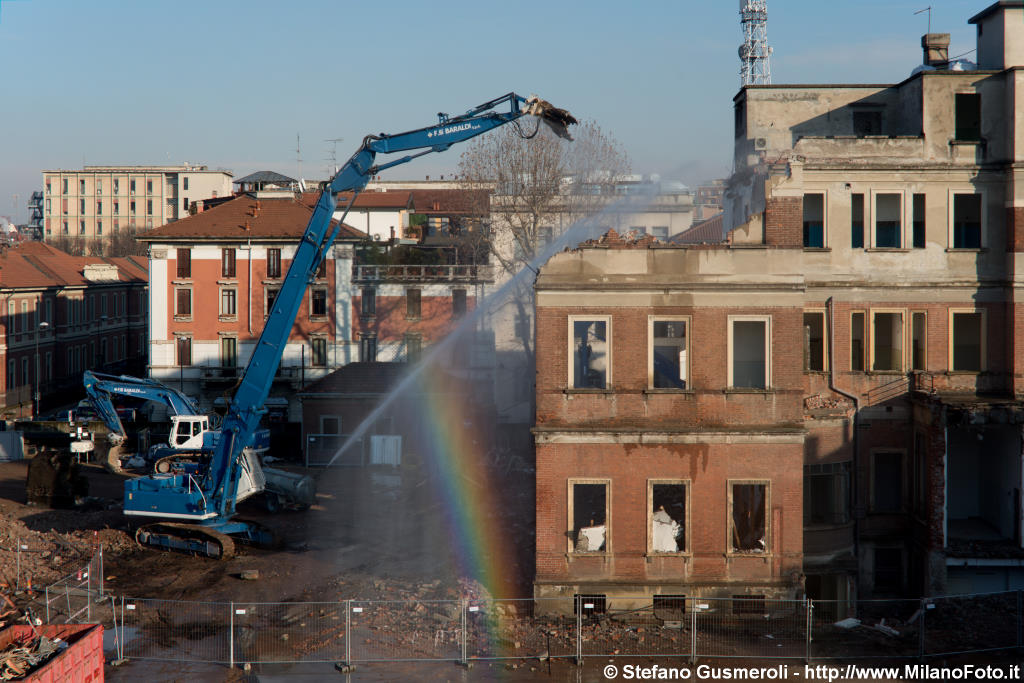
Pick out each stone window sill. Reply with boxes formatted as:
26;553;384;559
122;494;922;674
563;388;614;395
865;248;909;253
643;389;695;396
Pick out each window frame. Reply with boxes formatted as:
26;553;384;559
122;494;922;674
406;288;421;319
567;315;612;390
220;336;237;369
948;190;985;250
266;248;282;279
176;248;191;279
870;190;906;249
309;337;327;368
452;288;467;318
804;462;851;526
728;479;770;556
174;288;192;319
850;310;866;372
910;311;927;371
647;315;690;390
948;307;987;373
220;287;237;318
870;308;906;373
802;192;826;248
647;479;690;556
222;248;237;278
803;310;828;372
265;287;280;318
727;314;771;390
310;287;328;318
360;287;376;317
567;478;611;555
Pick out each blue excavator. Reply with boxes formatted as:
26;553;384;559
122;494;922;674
117;93;576;558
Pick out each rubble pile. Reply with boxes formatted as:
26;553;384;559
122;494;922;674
0;513;132;590
0;635;61;680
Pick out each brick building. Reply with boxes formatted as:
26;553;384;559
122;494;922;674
0;242;148;417
535;1;1024;608
533;231;806;610
722;1;1024;599
138;189;365;417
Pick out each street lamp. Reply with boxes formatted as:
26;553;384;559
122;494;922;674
34;321;50;418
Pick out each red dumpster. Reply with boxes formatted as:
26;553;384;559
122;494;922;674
0;623;103;682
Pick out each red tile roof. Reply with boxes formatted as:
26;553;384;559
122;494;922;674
139;192;365;242
672;212;724;244
0;242;148;289
335;191;413;210
409;189;490;214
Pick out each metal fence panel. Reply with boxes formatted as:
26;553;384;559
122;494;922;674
695;598;806;659
305;434;363;467
924;592;1019;656
348;600;461;662
811;598;921;660
466;598;576;661
230;602;346;663
120;598;229;663
577;596;692;659
42;552;103;624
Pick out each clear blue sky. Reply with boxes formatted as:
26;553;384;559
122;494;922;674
0;0;981;223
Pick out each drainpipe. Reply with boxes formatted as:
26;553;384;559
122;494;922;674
826;296;860;595
246;239;253;335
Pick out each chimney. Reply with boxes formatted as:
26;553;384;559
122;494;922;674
922;33;950;68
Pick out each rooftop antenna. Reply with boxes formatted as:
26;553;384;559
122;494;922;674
295;133;302;183
914;6;932;35
325;138;344;177
739;0;772;86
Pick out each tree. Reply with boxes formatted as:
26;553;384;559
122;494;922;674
457;119;630;277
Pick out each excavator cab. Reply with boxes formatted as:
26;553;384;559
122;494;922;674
169;415;210;449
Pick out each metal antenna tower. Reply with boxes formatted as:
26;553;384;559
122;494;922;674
739;0;772;86
325;138;344;177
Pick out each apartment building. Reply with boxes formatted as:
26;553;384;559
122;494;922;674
534;1;1024;607
40;165;233;241
138;190;364;418
0;242;148;417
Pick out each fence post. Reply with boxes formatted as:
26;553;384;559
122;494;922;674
575;595;582;665
44;586;49;623
1018;591;1022;651
229;602;234;669
86;567;91;622
345;600;352;669
460;598;468;665
15;537;20;591
806;598;813;664
918;598;926;661
98;546;104;597
690;601;698;664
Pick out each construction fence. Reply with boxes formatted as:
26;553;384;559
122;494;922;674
29;552;1024;666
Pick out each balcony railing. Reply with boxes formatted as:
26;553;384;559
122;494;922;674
353;264;493;283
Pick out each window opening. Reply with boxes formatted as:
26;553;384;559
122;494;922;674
803;312;825;371
651;483;686;552
311;288;327;317
912;194;926;248
572;482;607;552
572;319;608;389
952;311;983;371
731;483;767;552
804;462;851;525
221;288;237;316
361;288;376;317
731;319;767;389
221;337;237;369
911;312;926;371
175;289;191;317
953;194;981;249
652;320;687;389
359;335;377;362
176;337;192;366
853;110;882;136
311;338;327;367
452;289;467;317
176;248;191;278
851;311;865;371
875;194;901;248
872;312;903;371
267;248;282;278
955;93;981;141
653;595;687;621
222;248;236;278
803;194;824;247
851;193;864;248
406;288;421;319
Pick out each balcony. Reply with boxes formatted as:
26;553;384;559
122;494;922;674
353;264;493;284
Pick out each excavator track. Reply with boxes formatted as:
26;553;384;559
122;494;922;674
135;522;236;560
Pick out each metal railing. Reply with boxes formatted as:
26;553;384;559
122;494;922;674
353;264;492;283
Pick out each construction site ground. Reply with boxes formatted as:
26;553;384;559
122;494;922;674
0;455;544;680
